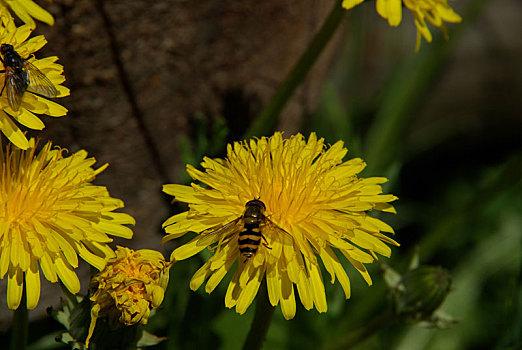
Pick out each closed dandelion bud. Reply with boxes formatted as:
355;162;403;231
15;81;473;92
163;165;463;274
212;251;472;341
395;266;452;322
85;247;172;348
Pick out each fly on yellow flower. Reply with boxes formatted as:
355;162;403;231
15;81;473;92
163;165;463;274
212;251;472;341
86;246;172;348
0;139;135;310
162;132;398;319
0;0;54;28
0;12;69;150
342;0;462;50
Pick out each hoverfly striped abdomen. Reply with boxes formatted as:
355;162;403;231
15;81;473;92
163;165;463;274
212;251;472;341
238;199;266;260
238;223;263;259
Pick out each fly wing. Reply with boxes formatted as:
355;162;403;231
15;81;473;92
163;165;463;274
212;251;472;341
196;217;243;247
263;219;293;243
263;218;296;261
5;68;26;111
23;61;58;98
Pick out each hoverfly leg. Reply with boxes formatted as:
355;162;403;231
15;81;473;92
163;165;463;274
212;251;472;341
260;233;272;250
0;63;5;96
209;232;229;253
0;63;8;97
0;79;6;96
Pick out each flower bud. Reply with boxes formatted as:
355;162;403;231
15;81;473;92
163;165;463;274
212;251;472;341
85;247;172;348
394;266;452;322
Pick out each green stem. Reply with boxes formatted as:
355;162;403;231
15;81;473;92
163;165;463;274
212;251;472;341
323;309;396;350
243;1;346;138
515;230;522;345
10;292;28;350
241;282;275;350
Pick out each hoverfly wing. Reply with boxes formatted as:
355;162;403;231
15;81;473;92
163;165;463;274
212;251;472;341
5;68;25;111
263;218;293;242
262;218;296;259
23;60;58;98
196;217;243;247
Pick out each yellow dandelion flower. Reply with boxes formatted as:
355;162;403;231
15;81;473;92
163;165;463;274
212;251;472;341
162;132;399;319
342;0;462;50
0;12;69;150
0;0;54;28
0;139;135;310
86;246;171;348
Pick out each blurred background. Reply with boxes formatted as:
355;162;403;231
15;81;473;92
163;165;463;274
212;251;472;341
1;0;520;349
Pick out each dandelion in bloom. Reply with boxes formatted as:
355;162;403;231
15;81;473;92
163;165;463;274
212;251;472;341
342;0;462;50
0;0;54;28
0;12;69;149
162;132;398;319
86;246;172;348
0;139;134;310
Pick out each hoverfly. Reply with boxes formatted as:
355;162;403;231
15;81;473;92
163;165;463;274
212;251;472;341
0;43;58;111
198;199;291;262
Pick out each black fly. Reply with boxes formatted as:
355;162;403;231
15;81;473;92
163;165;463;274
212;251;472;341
0;43;58;111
